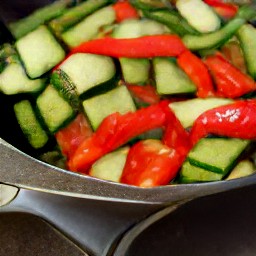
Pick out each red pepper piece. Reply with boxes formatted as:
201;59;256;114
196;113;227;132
204;53;256;98
71;35;187;57
161;102;192;157
126;84;160;105
55;113;93;159
121;139;184;187
112;1;139;23
203;0;238;19
190;100;256;146
177;50;215;98
69;101;168;172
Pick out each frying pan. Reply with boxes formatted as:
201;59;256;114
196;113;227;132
1;1;256;255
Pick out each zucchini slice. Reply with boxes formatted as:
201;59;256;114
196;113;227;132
188;138;250;175
0;44;45;95
90;147;129;182
15;25;65;79
169;98;233;128
153;57;196;95
61;6;116;48
36;84;75;133
59;53;116;98
179;161;223;183
14;100;49;149
82;85;136;130
237;24;256;79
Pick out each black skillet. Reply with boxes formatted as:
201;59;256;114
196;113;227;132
1;1;256;255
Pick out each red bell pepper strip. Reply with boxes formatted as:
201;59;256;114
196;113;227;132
71;35;187;57
221;41;247;74
55;113;93;159
69;101;169;173
121;139;184;187
177;50;215;98
161;102;192;157
203;0;238;19
204;53;256;98
112;1;139;23
126;84;160;105
190;99;256;146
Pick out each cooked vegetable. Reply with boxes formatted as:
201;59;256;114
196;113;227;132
15;25;65;78
1;0;255;188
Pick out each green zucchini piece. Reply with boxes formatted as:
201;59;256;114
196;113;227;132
182;6;256;51
179;161;223;184
61;6;116;48
176;0;220;33
188;138;250;175
8;0;72;39
120;58;150;84
51;69;80;110
36;84;75;133
153;57;196;95
15;25;65;79
143;9;199;37
14;100;49;149
0;43;45;95
82;85;136;130
226;160;255;180
169;98;233;128
59;53;116;98
131;0;170;10
112;18;170;39
237;24;256;79
49;0;112;35
90;147;129;182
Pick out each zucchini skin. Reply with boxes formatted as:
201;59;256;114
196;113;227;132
143;9;200;37
183;6;256;51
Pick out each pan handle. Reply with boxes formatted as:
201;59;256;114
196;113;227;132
2;184;177;256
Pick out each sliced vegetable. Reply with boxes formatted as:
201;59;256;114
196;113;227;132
177;50;215;98
153;57;197;95
237;23;256;79
142;9;199;37
58;53;116;98
169;97;233;128
15;25;65;79
36;84;75;133
126;84;160;105
61;6;116;48
49;0;111;35
188;137;250;174
14;100;49;149
226;160;255;180
121;139;183;187
176;0;221;33
0;44;45;95
55;113;93;159
71;35;187;58
179;161;223;183
82;85;136;130
203;0;238;20
90;146;129;182
112;1;139;22
204;53;256;98
190;100;256;146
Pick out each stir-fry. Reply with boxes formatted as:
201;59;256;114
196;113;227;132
1;0;256;187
